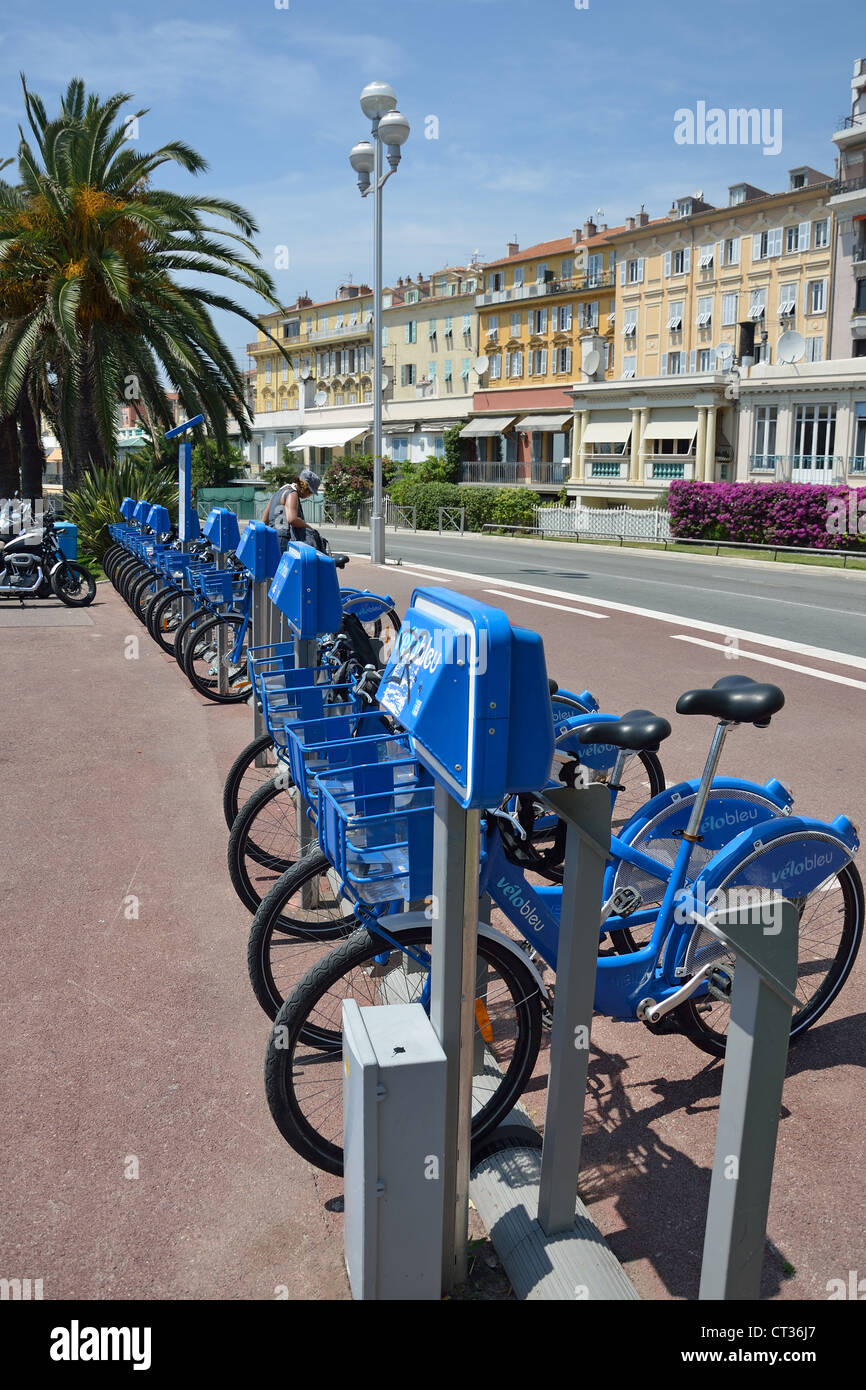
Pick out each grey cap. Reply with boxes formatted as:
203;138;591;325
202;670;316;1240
299;468;321;493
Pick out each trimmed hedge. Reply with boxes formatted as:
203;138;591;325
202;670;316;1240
388;480;537;531
667;480;866;551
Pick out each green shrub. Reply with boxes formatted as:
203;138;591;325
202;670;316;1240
387;480;536;532
63;457;178;561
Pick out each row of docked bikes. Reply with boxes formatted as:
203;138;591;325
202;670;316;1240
105;501;863;1181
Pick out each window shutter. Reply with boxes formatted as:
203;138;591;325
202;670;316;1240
405;323;410;343
564;346;572;373
664;251;671;277
637;258;644;282
689;348;697;373
798;221;811;251
540;350;547;375
527;352;533;377
540;308;547;332
753;232;763;261
619;261;626;285
770;227;782;257
683;247;691;273
803;281;810;315
660;353;667;376
717;239;725;268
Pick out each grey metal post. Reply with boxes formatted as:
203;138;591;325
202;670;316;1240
370;120;385;566
214;551;229;697
250;579;270;753
429;783;481;1291
535;783;611;1236
698;898;799;1300
294;636;318;896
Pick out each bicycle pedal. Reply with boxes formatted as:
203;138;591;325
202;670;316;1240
609;886;643;916
541;1002;554;1031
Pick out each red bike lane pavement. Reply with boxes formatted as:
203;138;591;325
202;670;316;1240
1;560;864;1302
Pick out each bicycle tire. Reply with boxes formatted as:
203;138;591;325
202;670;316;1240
222;734;277;830
672;861;864;1057
120;560;147;606
227;776;302;910
174;607;207;673
113;555;141;596
182;612;252;703
147;586;193;654
247;849;357;1019
130;570;157;622
265;923;542;1175
103;545;123;580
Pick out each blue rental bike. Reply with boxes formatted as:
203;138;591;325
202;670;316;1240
259;675;862;1175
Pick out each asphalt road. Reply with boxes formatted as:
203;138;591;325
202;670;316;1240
325;527;866;661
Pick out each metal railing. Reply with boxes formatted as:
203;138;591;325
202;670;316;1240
589;459;625;478
831;174;866;195
458;461;520;485
476;271;614;308
438;507;465;536
529;462;569;485
391;505;417;531
836;114;866;132
649;460;689;480
850;455;866;472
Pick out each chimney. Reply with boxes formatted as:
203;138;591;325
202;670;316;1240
417;272;424;284
396;276;403;287
297;293;312;308
637;206;649;226
507;239;519;257
583;217;597;239
599;223;608;233
625;216;636;232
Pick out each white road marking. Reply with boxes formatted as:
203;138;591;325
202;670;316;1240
360;555;866;672
672;635;866;691
394;569;453;582
484;589;607;620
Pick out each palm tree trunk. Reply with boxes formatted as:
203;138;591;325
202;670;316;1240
70;356;109;489
18;378;45;500
0;415;20;499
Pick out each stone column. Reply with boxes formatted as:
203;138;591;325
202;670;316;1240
630;408;641;482
569;410;584;482
705;405;717;482
695;407;708;482
639;407;650;482
580;411;592;481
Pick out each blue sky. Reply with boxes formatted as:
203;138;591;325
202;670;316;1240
1;0;862;366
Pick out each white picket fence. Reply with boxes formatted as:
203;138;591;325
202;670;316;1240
535;503;671;542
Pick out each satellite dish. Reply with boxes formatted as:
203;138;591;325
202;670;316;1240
715;341;734;364
381;374;390;391
474;356;489;374
300;366;311;380
777;330;805;364
583;349;601;376
314;390;327;406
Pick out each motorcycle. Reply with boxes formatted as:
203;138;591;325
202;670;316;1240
0;512;96;607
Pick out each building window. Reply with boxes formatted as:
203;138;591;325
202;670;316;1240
785;222;811;253
753;227;782;260
586;253;604;284
513;267;524;288
627;258;644;284
778;284;797;318
696;296;713;327
720;237;740;267
666;301;684;331
281;360;288;380
506;350;523;378
391;436;410;463
428;361;437;380
554;303;573;331
698;347;712;371
621;355;636;379
462;314;472;335
510;311;521;336
554;346;572;373
749;288;767;321
400;364;417;386
443;360;453;382
856;280;866;313
489;353;502;379
579;301;599;329
461;357;471;380
854;403;866;463
722;292;738;326
489;271;505;292
405;320;417;343
813;219;830;248
336;312;344;328
805;279;827;314
444;317;453;337
623;307;637;338
665;248;691;276
364;390;372;403
753;406;778;462
792;404;836;464
486;315;499;339
805;337;823;362
265;362;272;384
529;307;548;334
528;349;548;376
662;351;685;375
381;326;389;346
334;394;343;406
729;186;746;206
698;244;714;268
406;288;419;304
428;319;438;339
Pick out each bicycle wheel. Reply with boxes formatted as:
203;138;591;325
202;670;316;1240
265;923;543;1175
120;560;147;606
174;607;206;673
112;555;140;596
360;606;401;667
102;545;123;580
222;734;278;830
130;570;158;622
247;849;358;1018
227;775;303;910
147;586;193;654
672;862;864;1057
182;612;252;703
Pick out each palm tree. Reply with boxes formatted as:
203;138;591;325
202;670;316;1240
0;76;286;490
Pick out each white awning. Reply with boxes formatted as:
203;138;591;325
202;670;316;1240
581;421;633;444
290;427;368;449
517;413;572;432
643;418;698;441
459;416;516;437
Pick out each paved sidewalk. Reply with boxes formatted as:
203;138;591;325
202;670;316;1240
0;584;348;1300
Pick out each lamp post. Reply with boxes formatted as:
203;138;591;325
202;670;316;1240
350;82;410;566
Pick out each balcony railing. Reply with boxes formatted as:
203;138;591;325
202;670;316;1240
836;114;866;132
749;454;847;482
529;462;569;485
831;175;866;196
649;459;693;480
849;456;866;471
476;271;614;308
459;461;520;485
589;458;627;478
750;454;780;471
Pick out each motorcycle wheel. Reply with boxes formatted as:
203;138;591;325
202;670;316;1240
52;561;97;607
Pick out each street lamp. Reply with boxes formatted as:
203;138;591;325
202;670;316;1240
350;82;410;565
